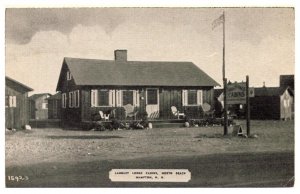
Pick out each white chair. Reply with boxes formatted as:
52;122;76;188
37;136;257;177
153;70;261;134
171;106;185;119
99;111;110;121
123;104;138;120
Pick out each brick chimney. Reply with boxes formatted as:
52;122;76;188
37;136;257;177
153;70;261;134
114;50;127;62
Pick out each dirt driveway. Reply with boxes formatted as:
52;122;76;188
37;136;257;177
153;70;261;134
5;120;294;187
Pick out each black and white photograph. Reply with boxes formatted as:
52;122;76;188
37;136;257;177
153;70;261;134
4;6;295;188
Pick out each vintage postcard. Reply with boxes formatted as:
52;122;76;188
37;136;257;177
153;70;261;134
4;7;294;187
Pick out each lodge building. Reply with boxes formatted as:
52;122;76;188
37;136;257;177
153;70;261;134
56;50;219;127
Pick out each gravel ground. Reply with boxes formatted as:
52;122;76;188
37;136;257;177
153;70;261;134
5;120;294;167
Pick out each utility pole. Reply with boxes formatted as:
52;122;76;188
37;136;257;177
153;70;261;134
246;75;250;136
223;11;228;135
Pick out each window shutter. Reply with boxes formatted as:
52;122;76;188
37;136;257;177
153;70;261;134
62;93;65;108
91;90;96;107
182;90;187;106
135;90;140;107
133;90;137;107
73;91;76;108
9;96;17;107
76;90;80;108
197;90;203;105
111;90;116;107
109;90;115;107
116;90;122;107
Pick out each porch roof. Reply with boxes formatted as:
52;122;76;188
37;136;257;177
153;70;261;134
58;57;219;90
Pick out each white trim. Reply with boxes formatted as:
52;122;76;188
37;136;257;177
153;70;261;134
183;89;203;106
74;90;80;108
197;90;203;105
62;93;67;108
116;90;122;107
8;96;17;107
111;90;116;107
91;89;96;107
182;90;188;106
67;71;72;80
91;89;112;107
136;90;140;107
69;91;73;108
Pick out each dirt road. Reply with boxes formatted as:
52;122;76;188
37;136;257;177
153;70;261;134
6;151;294;187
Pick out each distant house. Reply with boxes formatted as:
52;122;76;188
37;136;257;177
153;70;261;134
5;76;33;129
56;50;219;126
214;86;294;120
29;93;51;120
251;86;294;120
47;92;62;119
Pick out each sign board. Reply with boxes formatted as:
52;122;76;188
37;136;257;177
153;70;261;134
226;82;254;104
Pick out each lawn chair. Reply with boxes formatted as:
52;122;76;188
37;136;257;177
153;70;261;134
171;106;185;119
99;111;110;121
202;103;214;118
123;104;138;120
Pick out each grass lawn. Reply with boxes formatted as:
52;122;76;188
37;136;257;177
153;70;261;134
6;120;294;167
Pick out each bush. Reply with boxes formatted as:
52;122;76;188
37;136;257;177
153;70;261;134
94;121;106;131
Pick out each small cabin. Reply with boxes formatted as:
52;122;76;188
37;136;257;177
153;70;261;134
5;76;33;129
251;87;294;120
56;50;219;127
47;92;62;119
29;93;51;120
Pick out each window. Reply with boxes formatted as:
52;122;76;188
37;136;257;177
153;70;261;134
62;93;67;108
69;92;74;108
122;90;134;105
67;71;72;80
188;90;197;105
98;90;109;106
91;89;116;107
182;90;203;106
74;90;80;108
5;96;16;107
42;103;48;109
147;89;158;105
6;96;17;107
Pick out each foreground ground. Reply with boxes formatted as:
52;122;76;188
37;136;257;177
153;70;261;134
5;120;294;187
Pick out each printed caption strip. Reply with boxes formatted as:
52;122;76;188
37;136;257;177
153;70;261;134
109;169;191;182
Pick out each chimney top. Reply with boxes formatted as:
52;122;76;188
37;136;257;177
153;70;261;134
114;50;127;62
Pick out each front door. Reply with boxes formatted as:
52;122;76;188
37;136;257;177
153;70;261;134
146;88;159;119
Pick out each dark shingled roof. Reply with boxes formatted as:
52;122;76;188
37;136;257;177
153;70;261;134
254;87;293;97
58;57;219;89
6;76;33;93
29;93;51;101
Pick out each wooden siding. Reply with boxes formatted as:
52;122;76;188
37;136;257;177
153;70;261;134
159;89;182;119
48;99;62;119
5;86;29;129
80;87;215;121
250;96;281;120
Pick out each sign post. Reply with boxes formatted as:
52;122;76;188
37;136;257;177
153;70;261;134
223;78;228;135
246;75;250;136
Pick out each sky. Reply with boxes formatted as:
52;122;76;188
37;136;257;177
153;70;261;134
5;8;294;94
